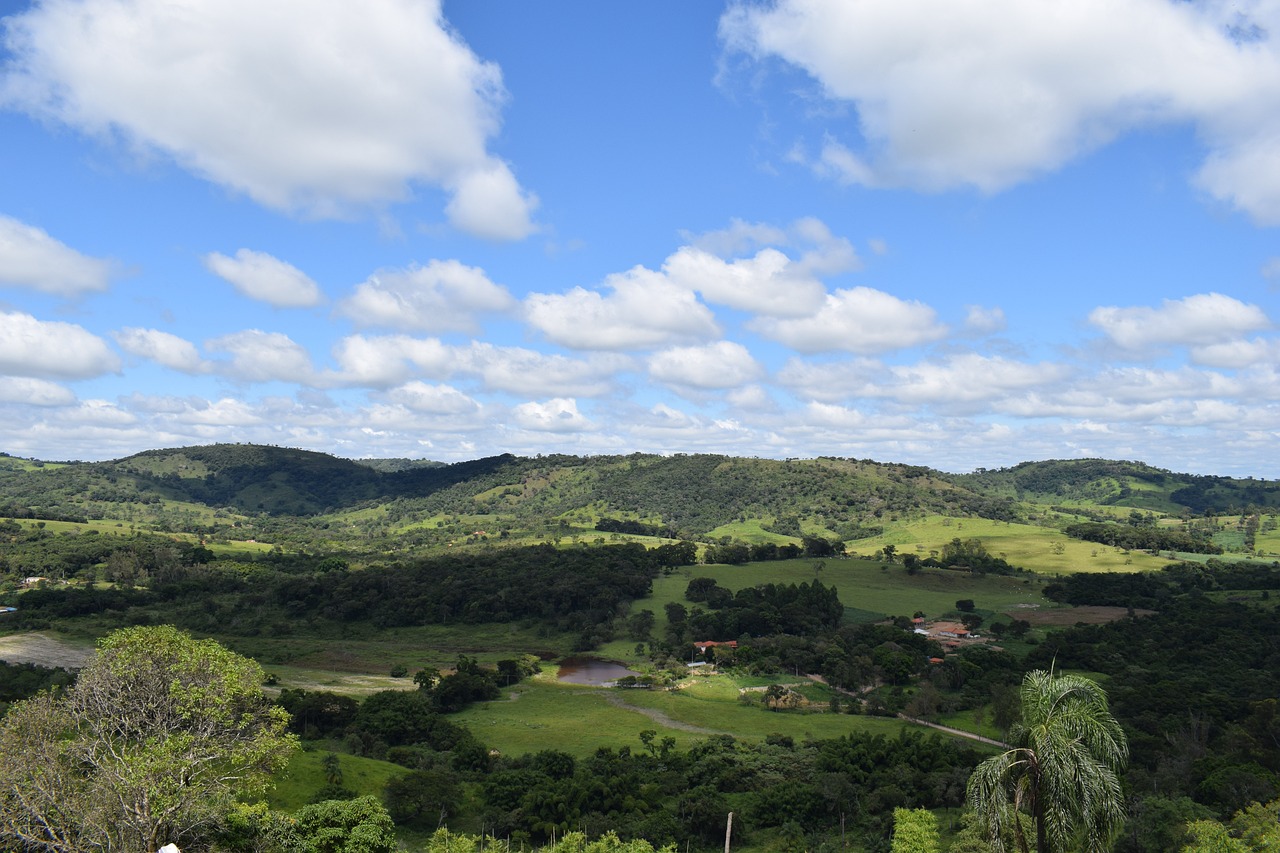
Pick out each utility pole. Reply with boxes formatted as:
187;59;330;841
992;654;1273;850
724;811;734;853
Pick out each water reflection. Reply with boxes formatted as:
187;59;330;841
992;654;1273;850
556;657;639;686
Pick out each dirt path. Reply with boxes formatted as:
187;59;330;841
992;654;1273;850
898;714;1010;748
603;693;730;735
0;632;93;669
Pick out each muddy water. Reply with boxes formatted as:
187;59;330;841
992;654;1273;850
556;657;639;686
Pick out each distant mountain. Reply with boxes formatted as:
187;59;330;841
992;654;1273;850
0;446;1274;537
954;458;1280;514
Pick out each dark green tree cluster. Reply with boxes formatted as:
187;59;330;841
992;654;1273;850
1064;521;1222;554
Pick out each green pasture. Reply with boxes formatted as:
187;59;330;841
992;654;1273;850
641;557;1051;638
265;748;407;812
452;672;921;759
851;515;1167;574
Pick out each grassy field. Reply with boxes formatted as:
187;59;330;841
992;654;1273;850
849;515;1169;575
632;557;1054;641
452;671;923;759
265;747;408;812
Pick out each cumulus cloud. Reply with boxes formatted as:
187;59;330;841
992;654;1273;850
1;0;536;237
511;398;592;432
648;341;763;389
340;260;513;332
0;311;120;378
1089;292;1271;349
114;328;209;373
0;377;76;407
464;344;628;397
206;330;315;384
328;334;456;387
0;215;113;295
664;218;859;317
1191;337;1280;369
753;286;947;353
385;381;480;414
204;249;323;308
525;266;719;350
722;0;1280;223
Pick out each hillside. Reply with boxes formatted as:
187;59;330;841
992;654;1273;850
0;447;1274;559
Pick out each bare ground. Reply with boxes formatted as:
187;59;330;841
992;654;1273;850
0;632;93;669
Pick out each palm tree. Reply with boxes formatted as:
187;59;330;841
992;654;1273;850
966;669;1128;853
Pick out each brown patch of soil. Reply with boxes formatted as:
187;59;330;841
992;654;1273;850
0;632;93;669
1008;605;1153;626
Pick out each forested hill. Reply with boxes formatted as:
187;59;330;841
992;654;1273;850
954;458;1280;513
0;446;1274;534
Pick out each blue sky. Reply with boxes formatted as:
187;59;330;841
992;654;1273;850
1;0;1279;476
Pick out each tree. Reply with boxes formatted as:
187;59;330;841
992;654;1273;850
293;795;397;853
892;807;941;853
966;670;1128;853
0;625;297;853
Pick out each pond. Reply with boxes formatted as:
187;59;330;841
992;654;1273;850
556;657;640;686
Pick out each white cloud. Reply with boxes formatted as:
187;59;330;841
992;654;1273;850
114;327;209;373
204;249;323;308
340;260;513;332
963;305;1007;335
665;218;859;317
511;398;592;432
385;381;480;414
1191;337;1280;369
525;266;720;350
753;286;947;353
464;343;628;397
648;341;763;389
722;0;1280;223
2;0;536;237
444;160;539;241
0;377;76;407
0;311;120;378
328;334;456;387
663;247;829;317
0;215;113;295
206;330;315;384
1089;292;1271;349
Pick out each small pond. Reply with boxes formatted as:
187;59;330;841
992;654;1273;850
556;657;639;686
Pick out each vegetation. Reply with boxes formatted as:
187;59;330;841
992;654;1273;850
967;671;1127;853
0;626;297;852
1;445;1280;850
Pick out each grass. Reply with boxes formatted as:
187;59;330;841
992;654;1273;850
451;671;926;758
644;558;1053;638
852;515;1169;575
265;747;407;812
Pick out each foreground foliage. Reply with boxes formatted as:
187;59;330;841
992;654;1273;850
0;626;297;852
967;671;1127;853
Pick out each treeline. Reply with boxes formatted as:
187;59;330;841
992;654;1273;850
8;543;686;650
1045;558;1280;609
702;535;845;565
594;518;678;539
676;578;844;639
1064;521;1222;554
1030;598;1280;833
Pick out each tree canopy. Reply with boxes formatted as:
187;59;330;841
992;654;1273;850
0;625;297;852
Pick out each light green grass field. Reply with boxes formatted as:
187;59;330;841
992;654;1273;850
852;515;1167;574
265;748;408;812
640;558;1052;638
452;672;920;758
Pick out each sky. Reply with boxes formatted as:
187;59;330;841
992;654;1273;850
0;0;1279;477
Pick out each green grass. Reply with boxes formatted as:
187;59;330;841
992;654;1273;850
646;558;1053;636
451;672;924;758
852;515;1167;575
265;748;408;812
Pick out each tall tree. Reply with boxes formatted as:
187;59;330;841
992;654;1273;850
966;670;1128;853
0;625;297;852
